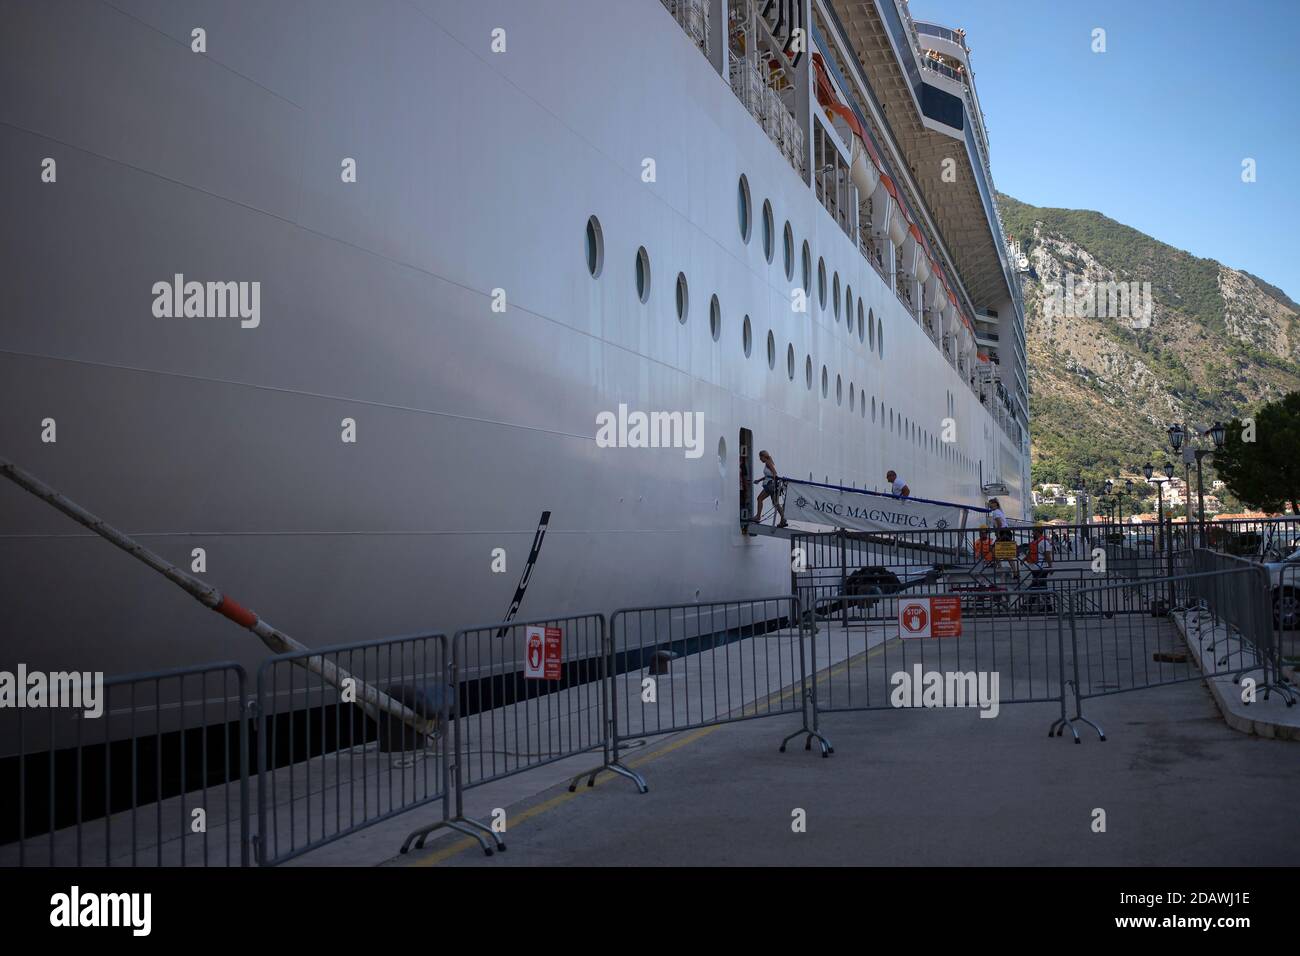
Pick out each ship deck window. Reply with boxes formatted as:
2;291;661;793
738;175;752;243
845;286;852;330
877;317;884;357
585;216;603;277
762;201;774;262
743;315;752;357
787;344;795;380
858;302;865;342
821;365;828;398
818;258;827;309
805;355;813;389
833;272;841;318
676;272;689;322
868;308;875;349
801;241;811;294
767;330;776;369
635;246;651;302
836;374;843;406
710;294;721;341
784;223;794;279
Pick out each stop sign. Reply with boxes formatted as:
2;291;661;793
902;603;928;632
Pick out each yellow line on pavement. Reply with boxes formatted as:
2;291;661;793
409;725;719;866
408;628;894;866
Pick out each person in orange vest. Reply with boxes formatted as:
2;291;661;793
1024;525;1053;568
972;525;995;564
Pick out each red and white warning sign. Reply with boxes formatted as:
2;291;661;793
524;625;563;680
898;597;962;639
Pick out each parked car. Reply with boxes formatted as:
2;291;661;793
1263;547;1300;630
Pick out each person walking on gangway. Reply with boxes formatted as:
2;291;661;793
754;449;788;527
886;470;910;497
987;497;1011;540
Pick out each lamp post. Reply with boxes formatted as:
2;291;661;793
1170;421;1225;547
1101;480;1114;539
1145;461;1176;582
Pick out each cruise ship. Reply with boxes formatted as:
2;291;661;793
0;0;1029;680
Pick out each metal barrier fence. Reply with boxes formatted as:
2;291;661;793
804;592;1074;739
606;595;826;762
400;612;617;853
2;663;249;866
790;517;1300;573
256;633;473;865
6;548;1295;867
1060;559;1291;740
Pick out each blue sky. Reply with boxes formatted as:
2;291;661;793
912;0;1300;302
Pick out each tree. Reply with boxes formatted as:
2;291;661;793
1212;392;1300;515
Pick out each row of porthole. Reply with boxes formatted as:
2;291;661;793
738;175;882;354
587;215;884;362
585;214;976;472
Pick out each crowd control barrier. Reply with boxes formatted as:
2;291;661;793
255;633;486;864
7;553;1295;868
2;663;249;866
606;595;828;763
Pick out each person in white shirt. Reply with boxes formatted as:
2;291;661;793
987;498;1010;541
754;450;787;527
886;470;910;497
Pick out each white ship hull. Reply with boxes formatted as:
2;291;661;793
0;0;1026;681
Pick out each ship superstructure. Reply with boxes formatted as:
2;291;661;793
0;0;1028;680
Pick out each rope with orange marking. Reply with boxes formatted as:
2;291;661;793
0;456;435;737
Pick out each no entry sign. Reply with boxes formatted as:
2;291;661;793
524;625;563;680
898;596;962;639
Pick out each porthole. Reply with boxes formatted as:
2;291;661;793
767;330;776;369
742;315;752;357
871;397;876;422
868;308;875;349
836;374;843;406
878;318;884;357
635;246;650;303
849;383;855;410
738;175;752;243
710;294;721;341
718;436;727;476
801;241;811;294
857;301;865;342
787;344;796;380
821;365;828;398
833;272;841;318
762;201;774;263
783;223;794;280
676;272;689;323
817;258;827;309
845;286;853;329
805;355;813;390
585;216;604;277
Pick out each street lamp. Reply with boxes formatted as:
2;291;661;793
1167;420;1225;547
1145;462;1177;575
1194;422;1225;545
